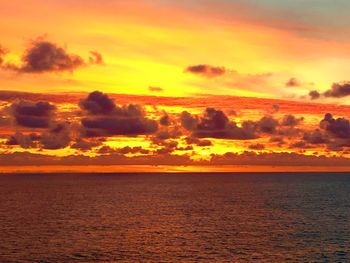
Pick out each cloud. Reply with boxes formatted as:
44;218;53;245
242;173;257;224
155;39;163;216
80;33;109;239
79;91;116;115
285;78;300;87
71;138;104;151
89;51;103;64
308;82;350;100
5;123;72;150
320;113;350;139
248;143;265;150
155;140;179;154
185;137;212;147
6;132;40;148
1;38;103;73
10;100;55;128
98;146;149;155
324;82;350;98
209;151;350;166
303;129;328;145
181;109;295;140
2;150;350;167
80;91;158;137
20;39;85;73
185;64;226;78
180;111;198;131
290;113;350;152
159;113;170;126
289;140;312;149
6;89;350;166
281;114;303;127
0;151;194;166
40;122;71;149
81;116;158;137
181;108;258;139
309;90;320;100
153;128;182;141
148;86;164;92
257;116;278;134
269;136;285;146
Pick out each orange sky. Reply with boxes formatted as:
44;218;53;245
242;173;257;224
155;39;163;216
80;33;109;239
1;0;350;172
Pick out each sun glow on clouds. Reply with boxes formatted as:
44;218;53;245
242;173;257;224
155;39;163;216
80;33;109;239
2;0;350;171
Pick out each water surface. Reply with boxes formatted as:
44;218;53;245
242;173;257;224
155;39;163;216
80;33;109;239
0;172;349;262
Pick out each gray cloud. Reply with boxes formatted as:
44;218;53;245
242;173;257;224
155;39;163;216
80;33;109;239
1;38;103;73
10;100;55;128
186;64;226;78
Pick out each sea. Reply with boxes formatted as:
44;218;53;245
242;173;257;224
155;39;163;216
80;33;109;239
0;172;349;262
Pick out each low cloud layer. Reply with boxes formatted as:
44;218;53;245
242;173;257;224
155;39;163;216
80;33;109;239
2;90;350;167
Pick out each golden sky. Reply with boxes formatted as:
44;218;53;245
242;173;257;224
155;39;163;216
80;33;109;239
1;0;350;172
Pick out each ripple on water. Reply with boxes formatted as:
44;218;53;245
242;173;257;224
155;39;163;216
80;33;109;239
0;172;349;262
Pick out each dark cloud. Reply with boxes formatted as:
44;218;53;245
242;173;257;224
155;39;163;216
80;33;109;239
289;140;312;149
155;140;179;154
1;38;102;73
10;100;55;128
181;108;257;140
309;90;321;100
257;116;278;134
80;91;158;137
309;82;350;100
5;123;71;150
40;123;71;149
197;108;228;131
185;137;212;147
286;78;300;87
248;143;265;150
159;113;170;126
71;138;104;151
269;136;285;146
20;39;85;73
303;129;328;145
79;91;116;115
180;111;198;131
6;132;40;148
81;116;158;137
281;115;303;127
320;113;350;139
149;86;164;92
324;82;350;98
288;114;350;152
153;129;182;141
185;64;226;78
98;146;149;155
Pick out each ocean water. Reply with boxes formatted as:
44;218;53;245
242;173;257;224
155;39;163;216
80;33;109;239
0;172;349;262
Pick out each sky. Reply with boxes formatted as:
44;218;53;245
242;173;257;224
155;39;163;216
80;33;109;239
1;0;350;172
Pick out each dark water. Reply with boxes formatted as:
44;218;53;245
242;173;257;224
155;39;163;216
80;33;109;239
0;172;349;262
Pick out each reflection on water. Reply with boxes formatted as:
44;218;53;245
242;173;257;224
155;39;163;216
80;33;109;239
0;172;349;262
